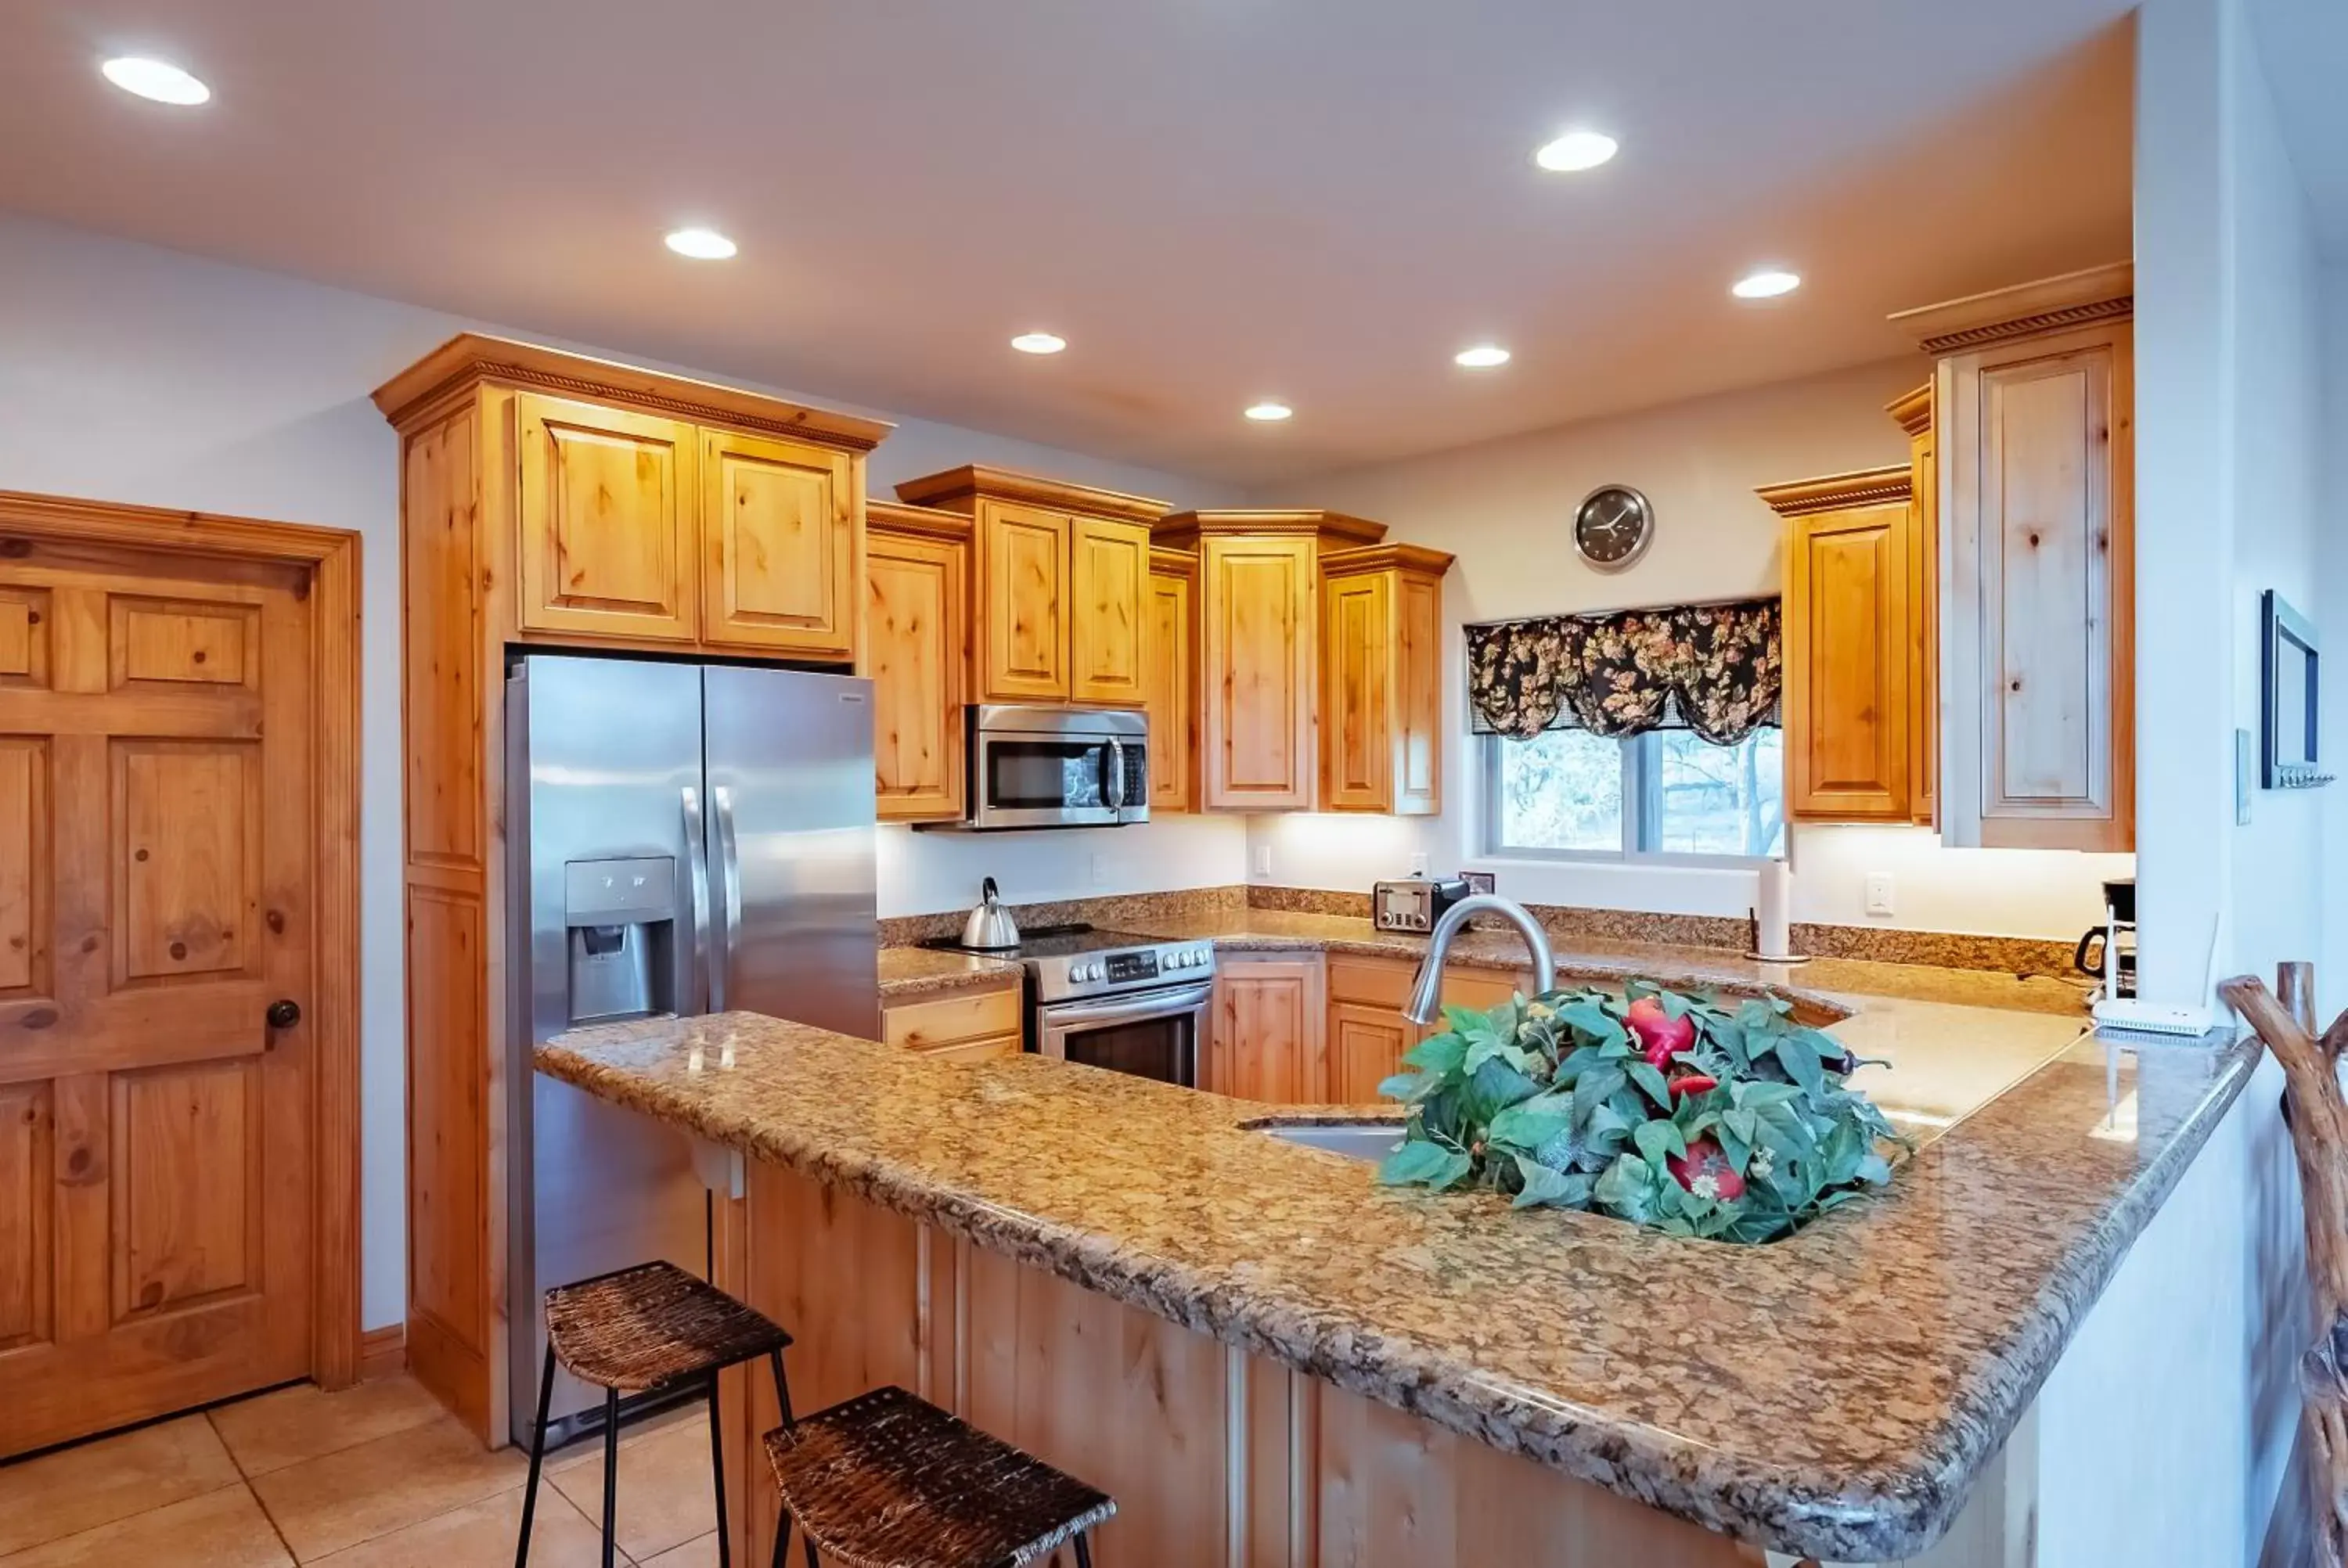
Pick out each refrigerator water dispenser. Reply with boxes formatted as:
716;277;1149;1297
563;856;676;1023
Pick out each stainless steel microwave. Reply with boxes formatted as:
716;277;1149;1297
966;705;1149;829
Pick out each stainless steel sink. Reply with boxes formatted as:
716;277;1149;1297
1251;1120;1405;1162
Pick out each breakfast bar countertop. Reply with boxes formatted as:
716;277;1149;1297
538;977;2259;1562
875;944;1022;1003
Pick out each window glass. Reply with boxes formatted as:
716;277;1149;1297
1651;729;1785;857
1489;728;1623;852
1485;727;1784;859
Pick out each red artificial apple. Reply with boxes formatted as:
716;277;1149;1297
1666;1138;1747;1201
1626;995;1696;1066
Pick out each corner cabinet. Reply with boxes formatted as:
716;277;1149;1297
866;503;971;823
1143;548;1199;811
1759;467;1918;822
1893;263;2135;852
893;466;1169;707
372;333;891;1440
1320;544;1452;815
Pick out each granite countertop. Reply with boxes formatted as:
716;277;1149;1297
539;988;2257;1561
877;945;1022;1003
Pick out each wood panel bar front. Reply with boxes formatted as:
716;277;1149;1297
712;1160;1758;1567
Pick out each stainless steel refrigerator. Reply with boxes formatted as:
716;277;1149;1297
505;653;878;1445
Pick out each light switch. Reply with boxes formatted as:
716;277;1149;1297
1864;873;1895;918
1408;851;1429;875
1254;845;1273;878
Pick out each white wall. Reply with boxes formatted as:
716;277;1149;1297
1246;360;2133;940
0;210;1237;1329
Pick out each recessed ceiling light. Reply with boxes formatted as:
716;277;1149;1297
101;56;210;106
664;227;737;261
1731;268;1802;300
1454;344;1512;369
1010;332;1067;355
1244;401;1294;423
1534;130;1617;173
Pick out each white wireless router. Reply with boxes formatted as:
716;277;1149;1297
2091;915;2223;1038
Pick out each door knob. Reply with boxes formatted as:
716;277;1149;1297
266;998;301;1030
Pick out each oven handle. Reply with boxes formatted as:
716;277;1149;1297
1038;982;1214;1032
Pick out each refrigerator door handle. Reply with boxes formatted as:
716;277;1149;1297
712;785;742;1014
682;786;712;1016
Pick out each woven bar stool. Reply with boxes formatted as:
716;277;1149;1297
517;1260;796;1568
762;1384;1113;1568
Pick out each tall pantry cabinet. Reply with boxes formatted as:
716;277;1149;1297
373;335;891;1441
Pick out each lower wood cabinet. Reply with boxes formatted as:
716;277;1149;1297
1327;1001;1414;1104
881;986;1021;1060
866;503;971;823
1207;954;1327;1102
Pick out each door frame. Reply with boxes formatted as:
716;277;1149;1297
0;487;366;1390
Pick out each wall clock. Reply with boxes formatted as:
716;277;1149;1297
1573;484;1655;572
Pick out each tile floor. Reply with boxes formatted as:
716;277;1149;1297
0;1376;720;1566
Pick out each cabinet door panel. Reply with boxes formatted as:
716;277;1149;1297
1208;958;1325;1103
1327;1002;1410;1105
1784;505;1910;821
515;394;696;642
1322;573;1391;811
701;430;856;659
866;532;965;822
1909;426;1939;828
976;504;1069;702
1202;538;1315;811
1143;565;1194;811
1069;519;1150;706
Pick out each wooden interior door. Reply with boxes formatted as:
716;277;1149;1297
700;428;857;659
0;546;315;1455
1783;502;1912;821
514;393;697;643
1067;517;1149;706
974;502;1069;702
866;528;966;822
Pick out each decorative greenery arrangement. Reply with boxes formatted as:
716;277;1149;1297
1375;983;1909;1243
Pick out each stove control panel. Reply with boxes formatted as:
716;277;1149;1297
1039;943;1216;1002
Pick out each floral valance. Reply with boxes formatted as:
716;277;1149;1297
1466;597;1781;743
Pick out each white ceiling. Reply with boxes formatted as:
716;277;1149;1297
0;2;2135;484
2248;0;2348;257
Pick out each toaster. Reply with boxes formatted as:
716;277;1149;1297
1371;876;1471;934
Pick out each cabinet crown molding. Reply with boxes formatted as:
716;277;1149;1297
1320;541;1456;578
369;332;894;450
1885;383;1933;437
1148;544;1199;574
1889;261;2134;356
866;500;974;541
891;464;1170;525
1756;465;1914;519
1153;509;1388;549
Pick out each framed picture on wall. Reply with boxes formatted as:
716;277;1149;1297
2261;589;2328;789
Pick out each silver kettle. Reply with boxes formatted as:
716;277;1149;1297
960;876;1021;950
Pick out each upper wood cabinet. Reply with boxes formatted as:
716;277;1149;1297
1154;510;1387;812
1761;468;1917;822
1893;264;2135;852
895;467;1169;707
371;334;890;1440
516;394;698;643
1319;544;1452;815
1143;548;1198;812
1887;383;1939;829
700;427;858;660
865;503;970;823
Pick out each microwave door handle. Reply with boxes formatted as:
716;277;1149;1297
1104;738;1126;811
711;785;741;1013
681;786;711;1016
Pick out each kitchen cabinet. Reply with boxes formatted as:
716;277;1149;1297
1143;548;1198;811
1323;955;1529;1102
1320;544;1453;815
372;333;891;1440
1208;954;1327;1102
894;466;1170;707
1760;466;1917;822
1888;382;1939;828
1894;263;2134;851
866;503;970;823
883;986;1022;1060
1154;510;1387;811
700;426;859;660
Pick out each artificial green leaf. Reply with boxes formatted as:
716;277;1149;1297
1375;1140;1458;1186
1403;1031;1466;1077
1425;1149;1475;1192
1511;1155;1593;1210
1489;1094;1575;1151
1632;1117;1687;1168
1593;1152;1653;1211
1626;1059;1672;1109
1855;1151;1893;1185
1774;1031;1826;1098
1657;990;1695;1022
1376;1071;1428;1103
1572;1063;1626;1127
1556;999;1630;1048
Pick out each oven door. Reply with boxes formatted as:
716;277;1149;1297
1036;981;1210;1088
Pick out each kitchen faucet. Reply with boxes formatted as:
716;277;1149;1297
1403;894;1558;1025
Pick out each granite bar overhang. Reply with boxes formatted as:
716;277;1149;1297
537;982;2257;1562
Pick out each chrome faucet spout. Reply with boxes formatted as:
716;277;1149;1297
1403;894;1556;1026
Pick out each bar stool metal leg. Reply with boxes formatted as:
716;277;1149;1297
1074;1534;1093;1568
768;1515;789;1568
513;1343;556;1568
767;1348;794;1427
708;1371;731;1568
600;1389;621;1568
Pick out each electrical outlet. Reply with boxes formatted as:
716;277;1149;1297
1864;873;1896;918
1408;851;1429;876
1089;852;1107;888
1254;845;1273;878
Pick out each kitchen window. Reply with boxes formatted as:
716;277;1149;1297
1483;727;1785;861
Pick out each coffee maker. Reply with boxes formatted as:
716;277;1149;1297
2074;877;2136;999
